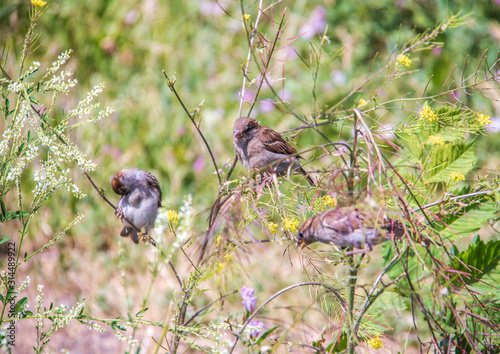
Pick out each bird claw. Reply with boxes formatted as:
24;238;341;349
115;208;124;219
138;232;158;247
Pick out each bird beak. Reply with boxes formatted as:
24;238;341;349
233;129;244;139
297;240;307;249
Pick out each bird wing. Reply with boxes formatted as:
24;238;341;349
144;171;162;207
259;126;299;156
321;209;359;236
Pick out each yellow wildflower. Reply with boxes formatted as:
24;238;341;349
397;54;412;68
216;234;222;247
477;113;492;126
358;98;368;108
31;0;47;6
284;218;300;233
215;262;226;273
267;222;278;234
225;253;233;262
419;105;437;122
367;335;384;350
166;210;180;225
428;136;445;146
323;195;337;208
243;14;251;21
450;171;465;181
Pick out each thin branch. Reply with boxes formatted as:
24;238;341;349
229;282;345;353
162;71;221;186
184;290;237;326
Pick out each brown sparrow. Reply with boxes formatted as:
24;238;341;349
233;117;315;186
297;207;405;255
111;169;162;244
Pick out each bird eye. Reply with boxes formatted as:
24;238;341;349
298;232;303;239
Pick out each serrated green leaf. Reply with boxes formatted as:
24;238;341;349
425;140;476;183
451;237;500;295
433;200;497;241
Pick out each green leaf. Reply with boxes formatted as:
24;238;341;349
135;307;149;317
3;210;30;221
29;95;41;105
432;200;497;241
425;140;476;183
383;244;436;297
18;142;25;154
254;325;279;345
15;297;28;315
0;237;11;246
451;237;500;295
326;333;348;352
0;200;6;222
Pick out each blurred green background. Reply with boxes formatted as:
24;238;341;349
2;0;500;351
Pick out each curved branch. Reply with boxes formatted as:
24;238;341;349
162;71;221;186
229;282;345;353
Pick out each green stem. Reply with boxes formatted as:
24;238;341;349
346;256;359;354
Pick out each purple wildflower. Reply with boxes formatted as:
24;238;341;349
300;6;327;39
238;89;257;104
240;286;257;313
193;156;205;173
259;99;275;113
248;320;266;338
277;89;292;102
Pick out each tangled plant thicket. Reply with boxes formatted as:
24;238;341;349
1;1;500;353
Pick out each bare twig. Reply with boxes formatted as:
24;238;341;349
162;71;221;186
184;290;237;326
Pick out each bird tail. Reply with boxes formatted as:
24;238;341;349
298;167;315;186
385;219;441;247
121;226;132;236
120;226;140;244
131;230;140;244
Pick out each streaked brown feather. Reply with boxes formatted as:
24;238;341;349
259;126;299;156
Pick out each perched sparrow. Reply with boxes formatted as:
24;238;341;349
233;117;315;186
297;207;405;255
111;169;162;244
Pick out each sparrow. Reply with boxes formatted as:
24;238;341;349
297;207;405;255
111;168;162;244
233;117;315;186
